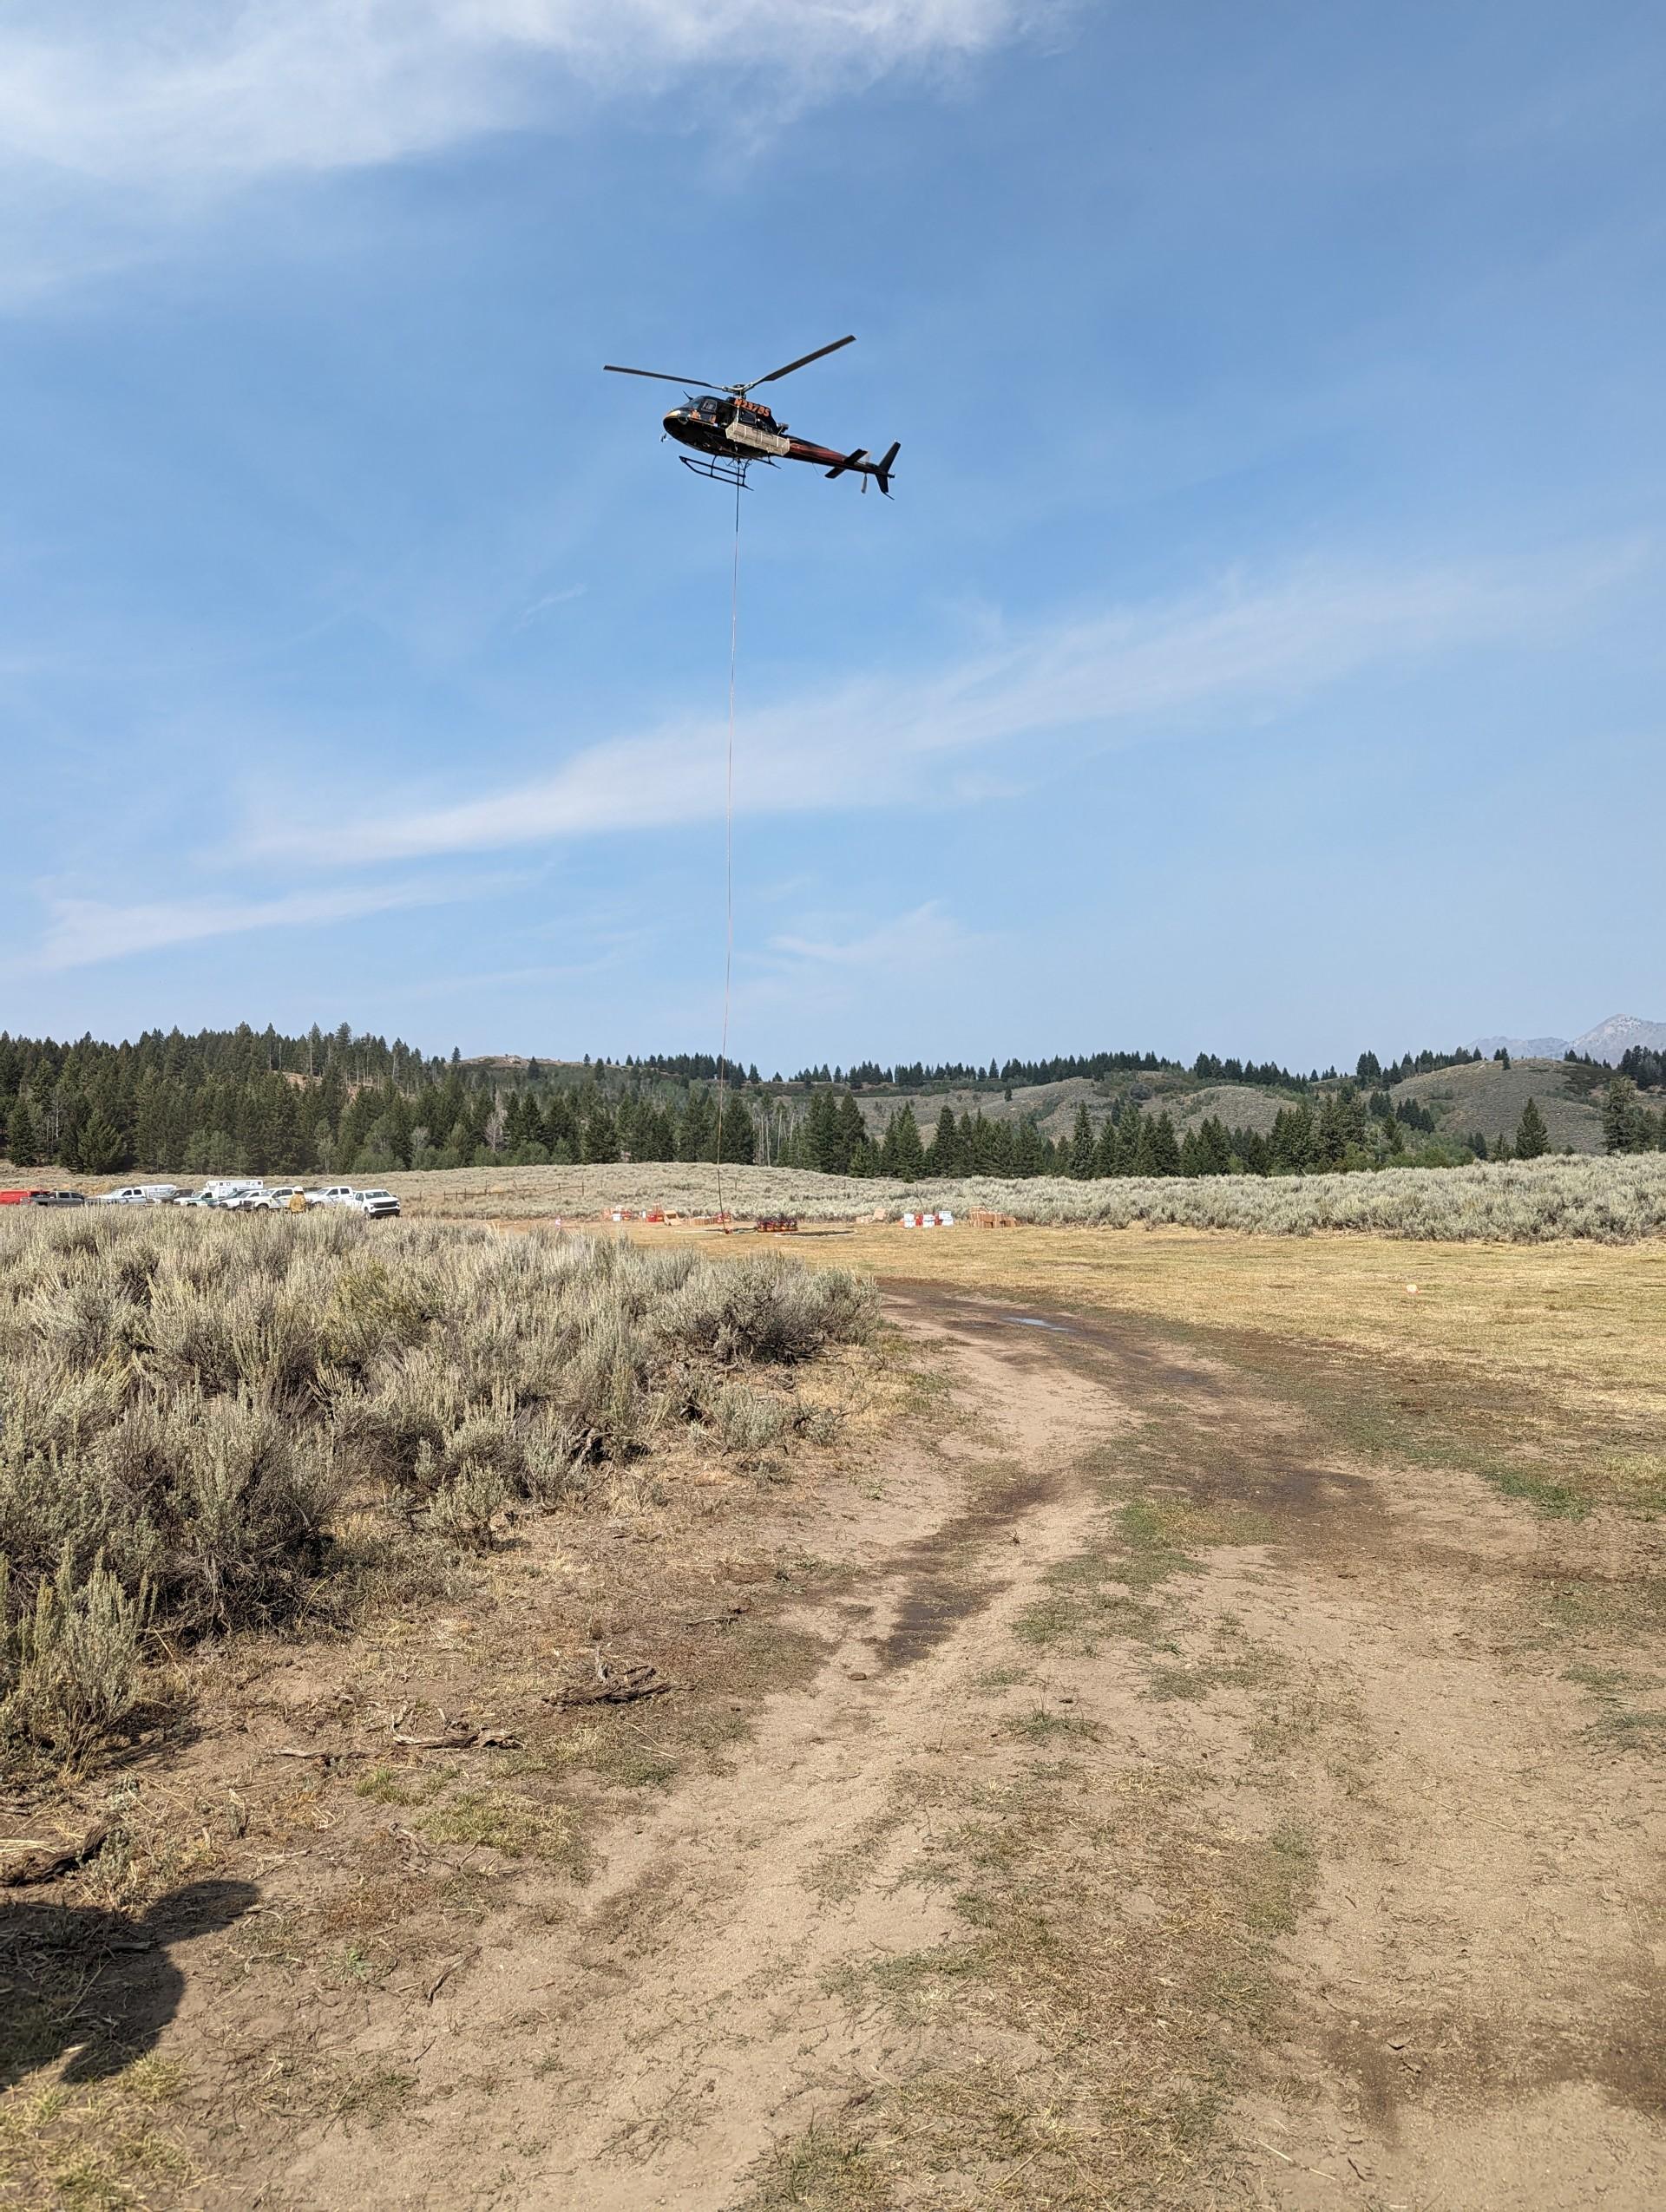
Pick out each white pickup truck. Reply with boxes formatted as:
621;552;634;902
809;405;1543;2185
99;1184;180;1205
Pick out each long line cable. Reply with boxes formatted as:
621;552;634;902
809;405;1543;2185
713;474;741;1229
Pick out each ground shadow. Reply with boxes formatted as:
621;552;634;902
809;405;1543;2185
0;1877;258;2089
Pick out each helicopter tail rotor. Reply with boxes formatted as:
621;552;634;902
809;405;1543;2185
874;441;901;498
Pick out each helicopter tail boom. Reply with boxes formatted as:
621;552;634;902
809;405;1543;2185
823;439;899;494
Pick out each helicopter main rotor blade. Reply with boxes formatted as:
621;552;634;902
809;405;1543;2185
603;364;724;390
746;334;856;389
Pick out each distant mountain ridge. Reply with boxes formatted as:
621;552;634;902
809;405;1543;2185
1469;1014;1666;1065
1471;1034;1571;1059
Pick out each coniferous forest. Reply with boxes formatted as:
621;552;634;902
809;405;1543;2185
0;1023;1660;1181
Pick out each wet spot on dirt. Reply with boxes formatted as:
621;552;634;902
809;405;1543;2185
881;1576;1000;1670
1322;1979;1666;2137
889;1282;1230;1404
1172;1460;1377;1524
871;1469;1059;1672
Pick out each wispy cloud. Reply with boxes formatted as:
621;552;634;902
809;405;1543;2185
736;900;980;1023
0;3;1034;189
764;901;971;972
29;879;476;971
514;585;587;630
248;543;1640;869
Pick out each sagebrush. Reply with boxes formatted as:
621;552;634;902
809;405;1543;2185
0;1212;875;1765
380;1153;1666;1243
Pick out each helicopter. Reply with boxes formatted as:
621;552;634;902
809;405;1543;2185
603;335;899;495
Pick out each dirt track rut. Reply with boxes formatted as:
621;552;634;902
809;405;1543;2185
255;1285;1666;2209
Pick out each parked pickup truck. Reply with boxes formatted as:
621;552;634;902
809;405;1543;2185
308;1185;359;1207
350;1188;401;1218
199;1181;266;1208
100;1185;180;1205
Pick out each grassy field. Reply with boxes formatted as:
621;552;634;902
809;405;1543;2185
369;1152;1666;1240
810;1219;1666;1512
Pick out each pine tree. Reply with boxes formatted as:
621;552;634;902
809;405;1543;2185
542;1092;577;1159
1197;1116;1233;1175
1069;1104;1095;1179
1012;1117;1046;1177
716;1095;757;1164
927;1105;961;1177
888;1104;924;1177
1515;1096;1549;1160
1138;1112;1181;1177
581;1103;618;1163
4;1096;40;1168
804;1090;841;1173
1603;1076;1644;1155
1092;1112;1120;1178
834;1093;867;1174
73;1109;129;1175
679;1092;717;1162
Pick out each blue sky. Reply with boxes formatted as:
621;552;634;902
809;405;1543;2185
2;1;1662;1071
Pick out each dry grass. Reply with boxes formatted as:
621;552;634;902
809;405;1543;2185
814;1222;1666;1501
0;2056;194;2211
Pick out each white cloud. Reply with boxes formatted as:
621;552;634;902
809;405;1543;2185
30;879;472;970
0;3;1035;187
247;543;1637;868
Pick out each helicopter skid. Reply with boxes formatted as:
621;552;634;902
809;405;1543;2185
679;452;770;489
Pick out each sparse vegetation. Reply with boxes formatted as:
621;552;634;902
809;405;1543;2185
0;1210;875;1770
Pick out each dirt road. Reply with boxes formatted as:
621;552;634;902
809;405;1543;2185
256;1279;1664;2211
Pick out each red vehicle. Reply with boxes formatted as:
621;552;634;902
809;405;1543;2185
605;335;899;495
0;1188;45;1204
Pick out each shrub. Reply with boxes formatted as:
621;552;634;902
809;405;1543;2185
0;1551;151;1770
708;1383;789;1458
0;1211;874;1768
